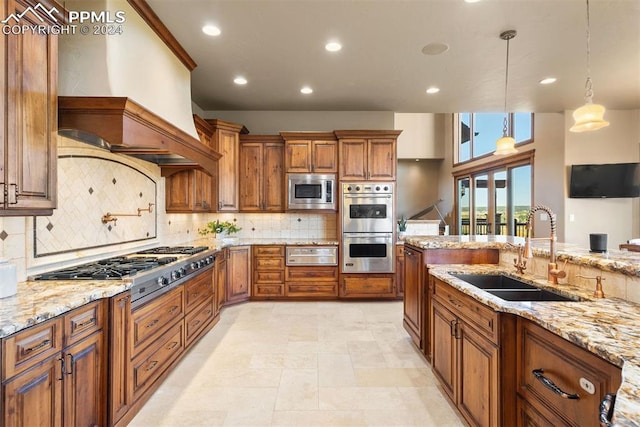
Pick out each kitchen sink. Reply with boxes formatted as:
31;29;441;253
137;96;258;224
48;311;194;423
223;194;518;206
450;273;580;302
451;274;538;290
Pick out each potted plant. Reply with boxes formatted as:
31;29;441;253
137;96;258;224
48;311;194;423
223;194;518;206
198;219;242;242
397;215;407;237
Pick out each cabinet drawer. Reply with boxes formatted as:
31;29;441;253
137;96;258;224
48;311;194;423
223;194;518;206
64;301;104;347
254;245;285;257
434;279;499;343
254;270;285;283
517;320;621;426
254;257;285;270
185;299;214;345
285;266;339;282
2;318;63;379
132;322;184;399
340;276;395;298
286;282;338;297
184;271;213;313
253;283;285;297
132;287;184;354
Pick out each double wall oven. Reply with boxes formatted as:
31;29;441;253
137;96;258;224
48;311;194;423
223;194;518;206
342;182;394;273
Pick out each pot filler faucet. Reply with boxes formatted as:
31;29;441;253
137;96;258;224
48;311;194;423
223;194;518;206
523;205;567;285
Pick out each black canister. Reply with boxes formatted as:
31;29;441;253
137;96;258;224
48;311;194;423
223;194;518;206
589;233;608;253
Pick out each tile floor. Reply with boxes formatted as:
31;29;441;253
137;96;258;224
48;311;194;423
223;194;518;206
130;301;466;427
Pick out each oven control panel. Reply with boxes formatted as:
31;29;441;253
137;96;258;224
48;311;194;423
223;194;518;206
342;182;393;194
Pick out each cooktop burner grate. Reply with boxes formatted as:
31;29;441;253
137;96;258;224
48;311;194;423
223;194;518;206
136;246;209;255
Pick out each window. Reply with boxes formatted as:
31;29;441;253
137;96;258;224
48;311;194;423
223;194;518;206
454;151;534;237
456;113;533;164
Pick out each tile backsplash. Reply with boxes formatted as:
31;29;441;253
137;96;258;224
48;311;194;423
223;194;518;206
34;155;157;256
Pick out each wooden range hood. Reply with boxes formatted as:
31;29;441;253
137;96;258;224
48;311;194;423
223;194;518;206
58;97;221;176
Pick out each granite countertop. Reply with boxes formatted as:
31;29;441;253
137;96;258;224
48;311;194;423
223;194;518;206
428;264;640;426
403;234;640;277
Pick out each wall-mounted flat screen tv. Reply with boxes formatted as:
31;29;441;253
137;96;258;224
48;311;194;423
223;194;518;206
569;162;640;198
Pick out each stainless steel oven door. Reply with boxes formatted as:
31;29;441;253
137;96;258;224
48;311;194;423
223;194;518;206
342;194;394;232
342;232;394;273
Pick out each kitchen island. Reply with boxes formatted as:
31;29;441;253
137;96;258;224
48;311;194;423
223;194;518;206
403;234;640;426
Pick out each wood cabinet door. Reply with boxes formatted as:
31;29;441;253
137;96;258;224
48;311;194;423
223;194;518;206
402;246;422;346
3;355;63;427
109;293;131;425
216;129;239;211
367;138;396;180
431;300;457;402
458;323;499;427
239;142;264;211
285;140;312;173
62;332;105;427
263;142;284;211
395;245;405;298
165;171;194;212
311;140;337;173
226;246;250;304
339;139;368;180
3;0;57;214
215;254;227;313
194;170;214;212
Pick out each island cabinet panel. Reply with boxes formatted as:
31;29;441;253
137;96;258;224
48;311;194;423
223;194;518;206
2;300;106;427
431;277;516;427
395;244;405;298
516;319;622;427
403;245;423;347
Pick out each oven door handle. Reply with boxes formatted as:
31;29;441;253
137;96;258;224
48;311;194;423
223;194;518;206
343;195;392;201
343;232;393;239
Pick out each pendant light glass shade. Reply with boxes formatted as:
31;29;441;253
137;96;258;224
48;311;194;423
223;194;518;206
494;30;518;156
494;135;518;155
570;0;609;133
570;100;609;132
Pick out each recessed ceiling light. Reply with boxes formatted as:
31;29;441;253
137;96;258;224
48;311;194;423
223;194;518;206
539;77;557;85
300;86;313;95
325;42;342;52
426;87;440;94
202;25;221;36
421;42;450;56
234;76;247;85
464;0;481;3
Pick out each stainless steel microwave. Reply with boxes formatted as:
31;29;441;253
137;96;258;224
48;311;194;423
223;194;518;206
287;173;336;210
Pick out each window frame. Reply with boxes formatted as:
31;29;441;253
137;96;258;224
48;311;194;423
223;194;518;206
453;149;535;236
454;113;535;166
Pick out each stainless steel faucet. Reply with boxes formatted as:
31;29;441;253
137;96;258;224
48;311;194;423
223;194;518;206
523;205;566;284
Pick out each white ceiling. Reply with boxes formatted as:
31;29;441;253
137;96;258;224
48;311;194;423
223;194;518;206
147;0;640;113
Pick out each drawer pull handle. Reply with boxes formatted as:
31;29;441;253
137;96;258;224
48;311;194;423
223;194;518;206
58;357;65;381
599;393;616;426
76;318;96;328
448;297;462;308
146;319;159;329
168;306;179;314
192;292;199;297
24;339;51;354
145;361;158;372
532;369;580;400
167;341;178;350
192;320;201;328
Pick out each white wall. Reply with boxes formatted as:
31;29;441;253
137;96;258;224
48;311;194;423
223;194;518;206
202;111;394;134
564;110;640;248
396;160;443;220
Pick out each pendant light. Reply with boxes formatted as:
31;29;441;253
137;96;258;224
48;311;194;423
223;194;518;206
494;30;518;156
570;0;609;132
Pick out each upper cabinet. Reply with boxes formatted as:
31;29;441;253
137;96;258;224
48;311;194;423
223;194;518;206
0;0;61;216
239;135;285;212
335;130;401;181
394;113;445;160
165;115;216;213
209;119;244;212
281;132;338;174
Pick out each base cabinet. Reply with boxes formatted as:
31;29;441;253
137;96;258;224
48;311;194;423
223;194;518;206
285;264;339;298
431;277;515;427
252;245;285;298
226;246;251;304
516;319;621;427
2;301;106;427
